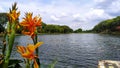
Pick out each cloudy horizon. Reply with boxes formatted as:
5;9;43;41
0;0;120;30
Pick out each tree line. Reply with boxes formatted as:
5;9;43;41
38;22;73;33
0;13;83;34
93;16;120;33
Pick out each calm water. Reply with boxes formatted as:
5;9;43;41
1;33;120;68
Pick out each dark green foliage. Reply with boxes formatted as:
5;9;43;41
60;25;73;33
37;22;46;33
16;25;23;34
82;30;93;33
0;24;5;32
74;28;82;33
93;16;120;33
0;13;8;25
0;13;8;33
0;59;22;68
8;59;22;68
38;22;73;33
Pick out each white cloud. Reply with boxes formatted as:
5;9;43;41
0;0;120;30
73;13;81;18
111;1;120;11
50;15;60;21
85;8;111;20
90;8;104;16
94;0;105;3
59;12;68;18
0;7;4;12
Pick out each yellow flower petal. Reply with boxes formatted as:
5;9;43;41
17;42;43;61
35;42;43;49
8;9;20;22
27;42;43;53
22;52;34;59
27;44;35;53
17;46;25;54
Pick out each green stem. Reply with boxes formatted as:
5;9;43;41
33;34;40;67
33;35;38;55
26;59;30;68
3;23;16;68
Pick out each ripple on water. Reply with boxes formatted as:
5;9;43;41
0;33;120;68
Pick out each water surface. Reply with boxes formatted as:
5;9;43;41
1;33;120;68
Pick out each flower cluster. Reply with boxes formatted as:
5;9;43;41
7;3;20;22
17;42;43;68
20;13;42;39
8;10;20;22
2;2;43;68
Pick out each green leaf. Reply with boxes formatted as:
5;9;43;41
0;59;23;68
48;60;57;68
40;59;57;68
8;59;22;68
8;59;22;66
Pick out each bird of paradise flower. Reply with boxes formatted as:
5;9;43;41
17;42;43;68
20;13;42;39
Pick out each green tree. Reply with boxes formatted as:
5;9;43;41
93;16;120;33
0;13;8;32
37;22;46;33
74;28;82;33
40;23;73;33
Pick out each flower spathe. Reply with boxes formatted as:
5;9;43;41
17;42;43;68
17;42;43;59
20;13;42;39
7;9;20;22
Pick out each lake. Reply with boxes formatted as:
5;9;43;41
1;33;120;68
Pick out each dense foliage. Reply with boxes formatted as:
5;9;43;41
40;22;73;33
0;13;73;34
93;16;120;33
74;28;82;33
0;13;8;32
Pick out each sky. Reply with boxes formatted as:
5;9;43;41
0;0;120;30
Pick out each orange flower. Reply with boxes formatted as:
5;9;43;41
8;9;20;22
34;60;39;68
17;42;43;68
20;13;42;39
